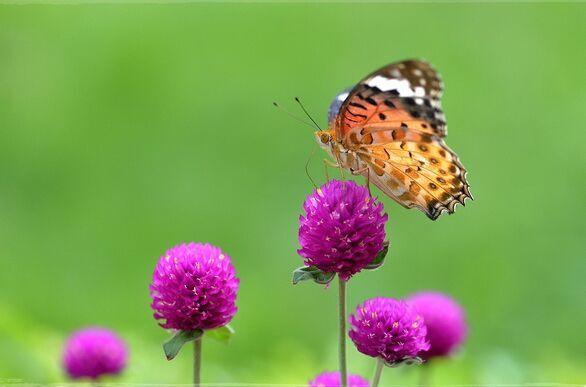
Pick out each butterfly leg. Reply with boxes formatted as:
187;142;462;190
334;152;346;180
350;166;372;197
323;158;339;182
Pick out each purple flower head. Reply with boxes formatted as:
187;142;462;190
298;180;387;281
309;371;370;387
150;242;239;331
407;292;467;359
349;297;430;365
62;327;127;380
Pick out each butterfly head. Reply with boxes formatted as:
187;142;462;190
315;130;334;149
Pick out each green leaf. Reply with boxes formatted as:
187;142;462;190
162;329;203;360
313;270;336;284
205;324;235;344
365;241;390;270
292;266;335;285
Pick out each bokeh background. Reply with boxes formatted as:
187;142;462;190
1;2;585;385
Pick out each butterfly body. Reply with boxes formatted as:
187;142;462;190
316;129;368;179
319;59;472;220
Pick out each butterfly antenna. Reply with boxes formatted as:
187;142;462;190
305;146;319;190
273;101;317;130
294;97;322;131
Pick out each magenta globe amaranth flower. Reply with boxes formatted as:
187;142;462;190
407;292;467;359
150;242;239;331
309;371;369;387
298;179;388;281
62;327;127;380
349;297;429;365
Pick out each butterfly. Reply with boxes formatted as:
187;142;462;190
317;59;472;220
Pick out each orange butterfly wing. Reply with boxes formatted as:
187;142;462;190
332;59;472;220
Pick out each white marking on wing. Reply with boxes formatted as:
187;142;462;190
366;76;426;97
336;91;349;102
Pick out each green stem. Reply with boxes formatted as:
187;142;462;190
419;362;431;386
338;276;348;387
194;337;202;387
372;357;384;387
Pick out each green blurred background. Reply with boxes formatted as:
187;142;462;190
1;2;585;385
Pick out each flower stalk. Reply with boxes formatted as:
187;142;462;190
338;276;347;387
372;357;384;387
419;363;431;386
193;337;202;386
